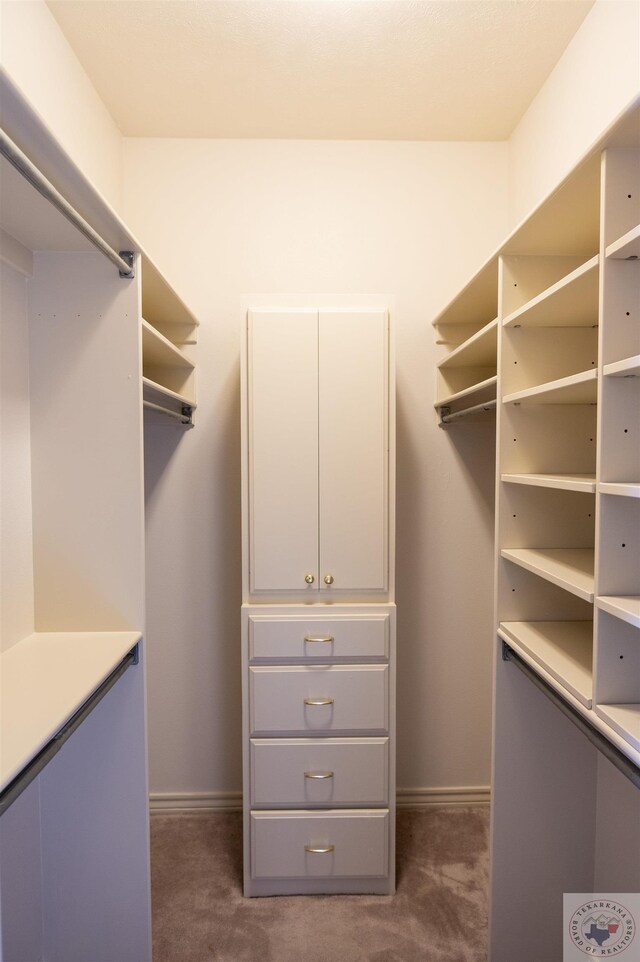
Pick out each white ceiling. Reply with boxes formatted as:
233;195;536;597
46;0;594;141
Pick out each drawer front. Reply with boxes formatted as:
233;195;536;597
251;810;389;879
250;665;388;734
250;737;389;806
249;613;389;661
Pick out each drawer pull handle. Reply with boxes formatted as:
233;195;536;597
304;844;335;854
304;634;334;644
304;771;334;780
304;697;334;706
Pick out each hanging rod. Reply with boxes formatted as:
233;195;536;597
0;645;139;818
143;399;193;425
0;127;135;278
502;642;640;790
438;398;497;426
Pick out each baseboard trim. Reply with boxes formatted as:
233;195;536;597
150;792;243;813
396;786;491;808
149;786;491;814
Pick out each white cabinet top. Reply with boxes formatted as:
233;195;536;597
1;631;141;791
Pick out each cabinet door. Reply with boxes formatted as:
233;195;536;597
319;311;388;592
248;310;319;591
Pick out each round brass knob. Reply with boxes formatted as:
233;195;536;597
304;574;315;585
323;574;334;585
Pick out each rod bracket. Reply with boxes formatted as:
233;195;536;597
118;250;135;279
438;405;451;428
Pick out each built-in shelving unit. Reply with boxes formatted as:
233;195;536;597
432;99;640;961
0;70;201;961
142;318;196;421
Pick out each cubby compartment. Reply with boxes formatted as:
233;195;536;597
497;560;593;706
433;259;499;421
499;486;595;604
596;494;640;597
500;403;597;487
142;319;196;403
501;255;596;322
600;259;640;367
501;326;598;397
599;376;640;487
602;148;640;259
436;317;497;401
594;612;640;752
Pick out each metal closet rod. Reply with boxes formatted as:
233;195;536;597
143;400;193;425
0;645;139;818
439;398;497;425
0;127;135;278
502;642;640;790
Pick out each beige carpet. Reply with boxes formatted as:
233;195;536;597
151;807;489;962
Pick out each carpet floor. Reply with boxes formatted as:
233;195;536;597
150;807;489;962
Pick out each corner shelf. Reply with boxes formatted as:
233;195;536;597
502;255;599;329
501;547;595;602
499;620;593;708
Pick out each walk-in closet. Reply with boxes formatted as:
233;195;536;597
1;2;638;961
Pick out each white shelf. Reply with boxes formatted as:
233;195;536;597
597;595;640;629
0;631;141;792
142;376;196;409
432;258;498;330
605;224;640;260
501;547;595;602
603;354;640;377
499;620;593;708
502;473;596;493
435;375;497;410
503;255;599;329
503;369;597;405
595;703;640;752
599;482;640;498
142;319;194;370
437;317;497;369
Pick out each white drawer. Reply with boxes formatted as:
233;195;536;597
250;737;389;806
248;613;389;661
249;665;388;734
250;810;389;879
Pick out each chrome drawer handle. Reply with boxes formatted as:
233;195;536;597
304;844;335;854
304;634;334;643
304;697;334;706
304;771;334;780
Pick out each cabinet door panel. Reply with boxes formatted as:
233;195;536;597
248;311;319;592
319;311;388;591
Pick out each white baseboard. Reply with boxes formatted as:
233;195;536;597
149;786;490;814
150;791;243;813
396;786;491;808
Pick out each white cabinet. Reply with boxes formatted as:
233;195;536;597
241;307;395;897
247;309;389;596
